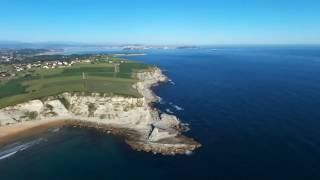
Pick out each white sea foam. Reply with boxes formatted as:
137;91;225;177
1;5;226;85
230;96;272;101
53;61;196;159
165;108;174;114
49;127;61;133
0;151;18;160
168;79;175;85
169;102;184;111
185;150;193;155
158;97;166;104
172;105;184;111
0;138;44;160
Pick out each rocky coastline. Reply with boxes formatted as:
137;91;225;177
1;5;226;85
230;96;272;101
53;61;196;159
0;67;201;155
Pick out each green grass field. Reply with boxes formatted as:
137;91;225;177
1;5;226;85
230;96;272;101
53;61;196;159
0;60;151;108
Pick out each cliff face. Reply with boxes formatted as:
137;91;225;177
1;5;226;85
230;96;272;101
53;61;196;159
0;67;200;155
134;67;167;103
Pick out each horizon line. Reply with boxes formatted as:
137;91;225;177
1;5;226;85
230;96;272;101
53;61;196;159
1;40;320;47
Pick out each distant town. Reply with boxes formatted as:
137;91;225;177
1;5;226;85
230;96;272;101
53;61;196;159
0;48;127;81
0;44;200;81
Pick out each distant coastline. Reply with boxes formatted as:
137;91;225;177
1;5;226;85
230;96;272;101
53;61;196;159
112;53;147;57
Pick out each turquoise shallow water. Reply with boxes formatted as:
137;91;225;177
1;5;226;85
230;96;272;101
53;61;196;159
1;46;320;179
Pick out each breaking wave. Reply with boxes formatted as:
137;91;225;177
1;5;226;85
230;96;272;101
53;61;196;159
48;127;61;133
165;108;174;114
169;102;184;111
168;79;175;85
0;138;44;160
158;97;166;105
172;105;184;111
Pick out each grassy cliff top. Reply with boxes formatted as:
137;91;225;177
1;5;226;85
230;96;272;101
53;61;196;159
0;56;151;108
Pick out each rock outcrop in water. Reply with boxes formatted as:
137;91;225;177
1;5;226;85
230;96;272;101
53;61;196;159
0;67;201;155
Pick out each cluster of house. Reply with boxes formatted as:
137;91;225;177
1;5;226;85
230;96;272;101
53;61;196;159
0;53;25;62
0;55;13;62
40;61;73;69
0;56;125;79
12;59;94;72
0;59;93;79
0;71;11;77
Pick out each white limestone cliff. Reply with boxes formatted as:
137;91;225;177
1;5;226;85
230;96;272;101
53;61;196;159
0;67;200;155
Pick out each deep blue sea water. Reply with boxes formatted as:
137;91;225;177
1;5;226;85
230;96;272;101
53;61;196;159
1;46;320;179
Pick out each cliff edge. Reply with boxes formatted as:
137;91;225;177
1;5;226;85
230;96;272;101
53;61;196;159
0;67;201;155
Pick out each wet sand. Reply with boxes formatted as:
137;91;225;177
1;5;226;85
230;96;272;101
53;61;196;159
0;119;140;148
0;119;200;155
0;119;68;147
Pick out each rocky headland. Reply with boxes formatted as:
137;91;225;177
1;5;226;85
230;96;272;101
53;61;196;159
0;67;201;155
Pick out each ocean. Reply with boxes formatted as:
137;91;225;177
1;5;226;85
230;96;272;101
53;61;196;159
1;46;320;179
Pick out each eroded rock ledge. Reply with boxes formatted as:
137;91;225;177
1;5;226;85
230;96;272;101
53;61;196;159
0;67;201;155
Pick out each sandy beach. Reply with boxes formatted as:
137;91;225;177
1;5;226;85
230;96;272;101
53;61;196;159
0;119;68;147
0;68;200;155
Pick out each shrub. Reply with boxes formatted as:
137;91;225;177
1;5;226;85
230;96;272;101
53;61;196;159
45;104;54;111
24;111;38;120
88;103;97;117
99;114;106;119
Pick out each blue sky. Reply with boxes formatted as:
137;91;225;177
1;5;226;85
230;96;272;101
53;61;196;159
0;0;319;45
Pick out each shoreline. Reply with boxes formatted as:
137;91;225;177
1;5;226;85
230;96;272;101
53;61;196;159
0;119;141;148
0;67;201;155
0;119;68;147
0;119;201;155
